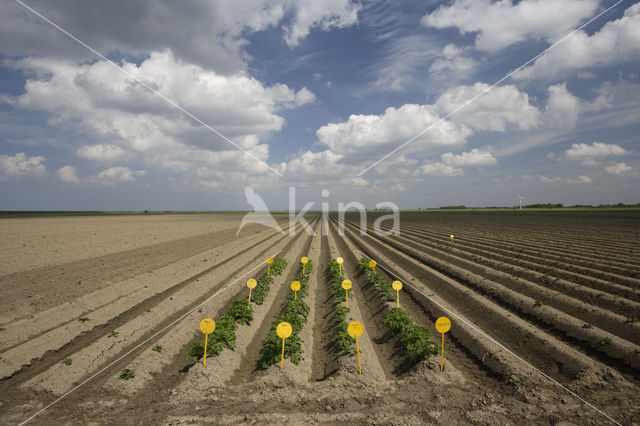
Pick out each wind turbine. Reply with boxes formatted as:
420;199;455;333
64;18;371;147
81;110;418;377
518;195;525;210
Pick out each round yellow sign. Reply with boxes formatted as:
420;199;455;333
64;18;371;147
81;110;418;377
347;321;364;338
247;278;257;289
336;257;344;265
450;234;454;239
341;279;352;290
290;281;301;291
368;260;377;269
266;257;274;264
435;316;451;334
276;321;293;339
301;256;308;264
392;280;402;291
199;318;216;335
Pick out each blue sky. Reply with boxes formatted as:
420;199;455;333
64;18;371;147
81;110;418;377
0;0;638;210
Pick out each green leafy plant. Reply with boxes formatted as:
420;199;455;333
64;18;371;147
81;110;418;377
108;331;119;338
152;345;162;353
600;337;612;346
258;259;312;368
119;369;135;380
383;308;438;361
582;324;592;329
0;327;5;332
626;317;637;324
326;259;356;355
63;358;72;366
78;317;89;323
507;376;520;387
358;258;395;301
226;299;253;325
533;300;544;307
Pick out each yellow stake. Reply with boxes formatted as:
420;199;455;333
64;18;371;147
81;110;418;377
336;257;344;275
301;256;308;275
392;281;402;309
247;278;257;304
342;279;351;308
369;260;376;272
441;333;444;372
450;234;454;243
348;321;364;376
435;316;451;373
276;322;292;370
266;257;274;276
199;318;216;368
355;337;361;375
291;281;301;301
204;333;208;368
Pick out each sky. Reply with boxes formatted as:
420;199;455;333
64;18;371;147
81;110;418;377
0;0;639;210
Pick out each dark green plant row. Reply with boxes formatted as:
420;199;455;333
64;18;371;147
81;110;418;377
186;257;287;361
258;259;314;369
328;259;356;354
253;258;288;304
186;299;253;361
357;257;395;301
359;257;439;362
383;308;439;361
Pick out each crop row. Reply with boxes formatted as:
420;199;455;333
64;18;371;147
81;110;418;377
258;258;313;368
358;258;439;362
326;259;356;354
186;258;288;362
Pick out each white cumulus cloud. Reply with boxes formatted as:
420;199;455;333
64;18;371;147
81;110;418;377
57;165;80;183
565;142;629;163
90;167;146;186
514;3;640;80
77;144;129;163
441;149;497;167
604;162;632;175
422;0;598;53
435;83;541;131
283;0;361;47
0;152;46;179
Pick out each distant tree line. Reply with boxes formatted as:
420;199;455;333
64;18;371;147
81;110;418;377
429;202;640;210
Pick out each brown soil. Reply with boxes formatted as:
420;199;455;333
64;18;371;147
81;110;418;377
0;211;638;425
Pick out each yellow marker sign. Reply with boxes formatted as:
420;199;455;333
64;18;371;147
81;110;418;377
336;257;344;274
368;260;377;272
247;278;257;303
450;234;454;243
291;280;301;300
276;321;293;370
301;256;309;274
342;279;352;307
348;321;364;375
392;280;402;308
435;316;451;372
199;318;216;368
266;257;274;276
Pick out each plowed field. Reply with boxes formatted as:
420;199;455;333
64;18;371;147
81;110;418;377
1;210;638;425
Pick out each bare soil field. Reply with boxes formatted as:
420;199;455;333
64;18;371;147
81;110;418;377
0;210;639;425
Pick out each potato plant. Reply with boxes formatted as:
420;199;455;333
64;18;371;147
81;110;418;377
383;308;438;361
252;258;287;305
327;259;356;354
186;299;253;361
258;259;313;368
358;257;395;301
